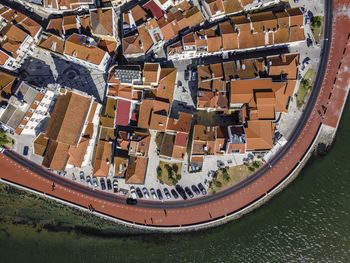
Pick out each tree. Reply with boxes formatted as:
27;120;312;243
176;173;181;181
222;169;230;182
214;180;222;188
0;131;11;147
312;16;322;28
173;164;179;173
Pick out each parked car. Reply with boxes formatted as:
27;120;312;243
23;146;29;156
79;171;85;182
100;178;106;190
185;187;194;198
171;189;179;199
198;183;207;195
126;198;137;205
156;189;163;200
191;185;200;195
130;186;137;199
136;187;143;198
163;188;171;199
175;185;187;200
191;71;197;81
150;188;157;199
107;179;112;190
184;70;190;81
86;176;92;186
113;180;118;193
141;187;149;198
92;177;98;187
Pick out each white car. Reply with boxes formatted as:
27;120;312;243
150;188;157;199
142;187;150;198
130;186;137;199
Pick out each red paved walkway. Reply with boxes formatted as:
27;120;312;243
0;0;349;227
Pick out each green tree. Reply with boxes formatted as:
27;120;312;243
0;131;11;147
222;169;230;182
214;180;222;188
176;173;181;181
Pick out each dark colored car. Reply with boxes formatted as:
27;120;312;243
175;185;187;200
184;70;190;81
23;146;29;156
100;178;106;190
126;198;137;205
156;189;163;200
86;176;92;185
163;188;171;199
171;189;179;199
79;171;85;182
191;185;200;195
107;179;112;190
185;187;194;198
198;183;207;195
136;187;143;198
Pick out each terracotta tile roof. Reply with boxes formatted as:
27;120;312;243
0;24;28;58
126;156;148;184
67;137;89;167
207;36;222;52
286;8;304;27
275;10;289;29
64;34;108;65
267;53;299;79
33;133;49;156
204;0;224;17
149;100;170;131
138;25;154;53
223;0;243;14
38;34;65;55
42;140;70;171
138;99;153;129
289;26;305;42
130;5;148;24
238;31;265;49
93;140;112;177
156;67;177;101
46;18;63;36
122;34;144;55
114;156;128;177
16;17;41;38
98;39;117;55
90;8;114;37
63;15;78;33
0;72;16;96
0;50;9;65
45;91;92;145
184;6;204;27
143;63;160;84
273;27;289;44
250;11;278;32
167;112;192;133
245;120;274;151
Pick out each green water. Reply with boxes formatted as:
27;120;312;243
1;103;350;262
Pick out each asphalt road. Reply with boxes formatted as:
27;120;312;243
2;1;333;211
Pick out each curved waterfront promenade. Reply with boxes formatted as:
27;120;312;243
1;0;349;231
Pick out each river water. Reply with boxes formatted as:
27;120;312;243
1;103;350;262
